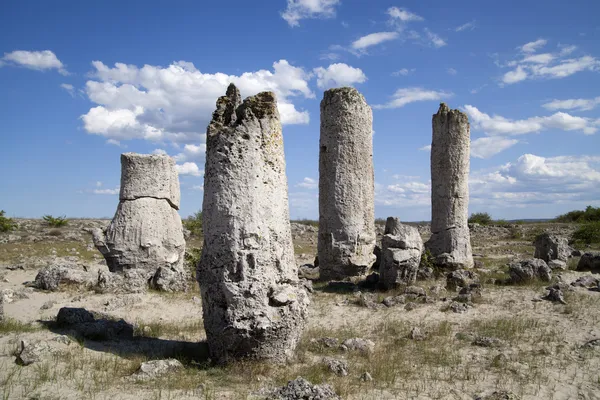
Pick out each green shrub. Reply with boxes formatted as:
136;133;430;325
42;215;68;227
184;247;202;280
555;206;600;223
0;210;17;232
183;210;203;237
572;222;600;245
468;212;492;225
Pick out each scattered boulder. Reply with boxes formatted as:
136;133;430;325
16;340;51;366
446;269;479;291
322;357;348;376
508;259;551;283
576;252;600;272
150;266;189;292
425;103;473;269
534;233;572;262
310;337;339;349
544;288;567;305
448;301;470;313
454;284;482;303
475;391;521;400
340;338;375;354
409;327;426;341
570;275;599;288
472;336;504;348
359;372;373;382
298;264;319;280
32;263;97;291
267;377;340;400
198;85;309;364
318;87;376;280
372;245;381;269
547;259;567;270
130;359;184;381
379;217;423;289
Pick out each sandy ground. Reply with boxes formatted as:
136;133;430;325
1;220;599;399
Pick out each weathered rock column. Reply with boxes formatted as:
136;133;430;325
380;217;423;289
93;153;186;292
425;103;473;269
198;84;309;364
318;87;376;280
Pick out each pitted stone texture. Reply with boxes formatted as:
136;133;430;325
198;84;309;364
318;87;376;280
101;198;185;274
94;154;186;293
119;153;180;210
380;217;423;289
426;103;473;269
534;233;572;262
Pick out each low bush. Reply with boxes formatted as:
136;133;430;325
183;210;203;237
43;215;68;227
468;212;492;225
555;206;600;223
0;210;17;232
572;222;600;245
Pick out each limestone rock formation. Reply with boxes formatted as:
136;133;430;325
93;153;186;292
534;233;572;262
509;259;552;283
426;103;473;269
379;217;423;289
577;252;600;272
318;87;376;280
198;84;309;364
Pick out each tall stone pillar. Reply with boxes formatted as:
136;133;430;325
93;153;187;292
426;103;473;269
198;84;309;364
318;87;376;280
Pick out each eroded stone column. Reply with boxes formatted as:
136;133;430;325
318;87;376;280
93;153;186;292
425;103;473;269
198;84;309;364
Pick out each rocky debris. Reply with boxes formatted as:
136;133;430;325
547;259;567;270
571;275;600;288
93;153;186;293
0;295;3;322
55;307;133;341
447;301;471;313
198;85;308;364
340;338;375;354
508;259;551;283
417;266;434;280
16;340;52;366
96;269;149;294
318;87;376;280
472;336;505;348
355;292;380;309
582;339;600;349
53;335;72;345
130;359;184;381
475;391;521;400
359;372;373;382
298;264;319;280
40;300;56;310
577;252;600;272
544;288;567;304
322;357;349;376
379;217;423;289
446;269;479;291
267;377;340;400
31;263;99;291
310;337;339;349
372;245;381;269
409;327;426;341
454;284;482;303
382;295;406;307
425;103;473;269
534;233;572;262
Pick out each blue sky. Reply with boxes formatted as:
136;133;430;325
1;0;599;221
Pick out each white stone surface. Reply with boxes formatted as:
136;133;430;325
198;84;309;364
318;87;376;280
426;103;473;268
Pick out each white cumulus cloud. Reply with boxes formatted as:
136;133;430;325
176;162;203;177
424;28;447;48
1;50;68;75
471;136;519;159
296;177;318;189
352;32;399;51
542;96;600;112
387;7;423;22
464;105;598;136
281;0;340;27
313;63;367;89
374;87;453;109
519;39;547;54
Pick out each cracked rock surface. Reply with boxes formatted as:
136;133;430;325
318;87;376;280
198;84;309;364
426;103;473;269
93;153;186;292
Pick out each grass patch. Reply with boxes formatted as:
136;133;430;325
467;317;560;343
0;318;42;334
0;241;99;263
